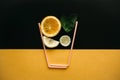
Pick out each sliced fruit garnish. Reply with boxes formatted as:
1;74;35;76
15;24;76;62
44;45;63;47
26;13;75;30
42;36;59;48
41;16;61;37
59;35;71;47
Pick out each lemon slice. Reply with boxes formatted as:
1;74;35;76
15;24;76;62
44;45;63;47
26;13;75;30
59;35;71;47
41;16;61;37
42;36;59;48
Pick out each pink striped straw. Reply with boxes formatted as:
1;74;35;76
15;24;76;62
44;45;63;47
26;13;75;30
38;21;78;68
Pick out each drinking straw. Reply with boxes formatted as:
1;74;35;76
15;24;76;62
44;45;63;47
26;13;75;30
38;21;78;68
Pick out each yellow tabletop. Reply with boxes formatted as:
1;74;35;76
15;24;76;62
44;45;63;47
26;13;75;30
0;49;120;80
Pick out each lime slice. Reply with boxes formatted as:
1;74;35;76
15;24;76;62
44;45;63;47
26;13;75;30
59;35;71;47
42;36;59;48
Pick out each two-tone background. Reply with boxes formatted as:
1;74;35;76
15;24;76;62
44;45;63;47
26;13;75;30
0;1;120;80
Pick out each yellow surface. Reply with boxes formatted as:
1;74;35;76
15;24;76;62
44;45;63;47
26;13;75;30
0;49;120;80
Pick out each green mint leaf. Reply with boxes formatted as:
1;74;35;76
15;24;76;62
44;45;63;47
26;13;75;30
60;14;78;33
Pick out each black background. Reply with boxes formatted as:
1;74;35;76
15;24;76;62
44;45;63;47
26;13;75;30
0;0;120;49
